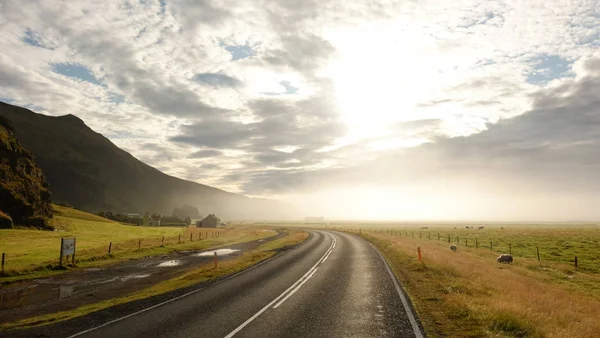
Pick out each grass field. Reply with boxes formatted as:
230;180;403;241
0;205;275;279
3;229;309;330
334;225;600;338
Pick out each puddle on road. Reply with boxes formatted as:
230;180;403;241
156;260;181;267
120;274;151;282
195;249;240;257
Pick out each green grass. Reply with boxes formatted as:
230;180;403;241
277;222;600;273
2;229;309;330
0;205;276;280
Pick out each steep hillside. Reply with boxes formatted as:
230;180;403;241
0;115;53;229
0;102;283;219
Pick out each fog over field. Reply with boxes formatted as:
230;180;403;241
0;1;598;221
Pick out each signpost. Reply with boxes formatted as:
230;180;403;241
59;238;76;266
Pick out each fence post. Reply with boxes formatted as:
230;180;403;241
138;239;141;250
1;253;5;276
476;238;478;248
198;232;201;240
161;236;164;247
108;242;112;254
178;234;181;244
448;234;450;243
465;238;468;247
456;236;459;243
537;247;540;262
428;232;431;240
72;238;76;264
509;243;512;255
490;242;493;251
575;256;578;269
190;233;193;242
59;238;64;267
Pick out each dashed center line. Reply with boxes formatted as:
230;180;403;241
223;234;336;338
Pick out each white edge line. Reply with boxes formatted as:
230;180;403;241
272;268;318;309
366;240;425;338
224;233;335;338
68;232;315;338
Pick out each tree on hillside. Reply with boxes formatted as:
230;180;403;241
172;205;199;219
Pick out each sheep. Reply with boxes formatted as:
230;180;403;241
478;226;485;230
449;244;457;252
496;254;513;264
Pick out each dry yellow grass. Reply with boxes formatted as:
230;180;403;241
361;232;600;338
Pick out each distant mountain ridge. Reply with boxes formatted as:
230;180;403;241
0;102;284;219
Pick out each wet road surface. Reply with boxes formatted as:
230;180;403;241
6;231;424;338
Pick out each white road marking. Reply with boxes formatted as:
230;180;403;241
321;249;333;263
367;241;425;338
224;234;335;338
67;232;316;338
272;268;317;309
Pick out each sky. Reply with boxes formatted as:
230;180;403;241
0;0;599;221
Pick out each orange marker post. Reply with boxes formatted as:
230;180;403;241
417;247;422;262
214;252;218;269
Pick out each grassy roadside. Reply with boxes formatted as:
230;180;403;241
1;230;309;331
358;232;600;338
1;229;277;283
1;205;276;281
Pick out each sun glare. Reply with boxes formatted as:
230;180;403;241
324;22;441;142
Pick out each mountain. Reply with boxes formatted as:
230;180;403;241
0;102;285;219
0;114;53;229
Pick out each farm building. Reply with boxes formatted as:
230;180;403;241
196;214;222;228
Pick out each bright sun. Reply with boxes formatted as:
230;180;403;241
323;23;440;140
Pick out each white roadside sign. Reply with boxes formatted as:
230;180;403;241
62;238;75;256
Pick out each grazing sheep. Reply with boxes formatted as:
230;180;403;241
420;226;429;230
478;226;485;230
450;244;457;252
496;254;513;263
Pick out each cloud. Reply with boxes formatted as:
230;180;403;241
0;0;598;220
192;72;243;88
188;149;223;158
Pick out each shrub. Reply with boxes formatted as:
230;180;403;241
24;216;55;231
0;115;13;131
0;210;13;229
490;312;539;338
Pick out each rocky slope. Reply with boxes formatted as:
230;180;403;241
0;115;53;229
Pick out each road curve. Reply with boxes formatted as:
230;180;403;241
14;231;424;338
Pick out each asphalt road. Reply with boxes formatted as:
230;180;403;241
57;231;424;338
